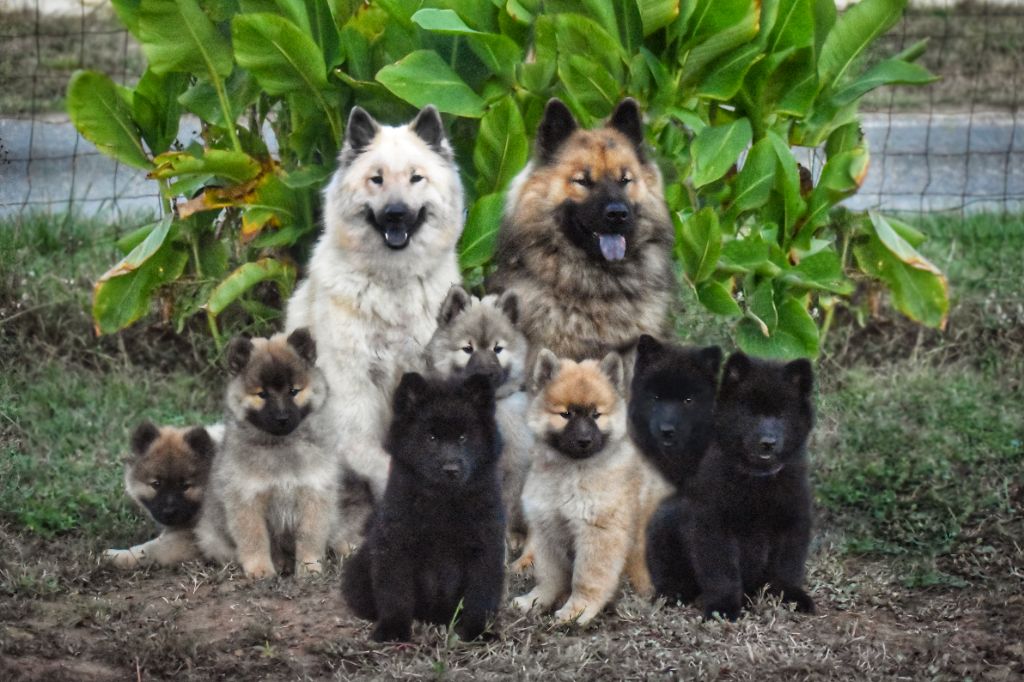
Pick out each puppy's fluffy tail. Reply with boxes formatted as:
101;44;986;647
341;544;377;621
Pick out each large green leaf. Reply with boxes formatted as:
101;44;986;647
832;58;937;107
786;249;854;294
855;213;949;329
554;14;625;82
675;207;721;284
474;97;528;195
232;14;327;94
178;70;261;128
728;137;775;214
697;279;742;317
149;149;263;184
376;50;485;118
132;68;186;156
698;43;762;101
736;294;819;358
766;0;814;53
691;118;752;188
818;0;906;90
92;217;189;334
638;0;680;35
559;54;622;118
137;0;233;77
460;193;504;270
205;258;296;317
410;8;521;82
766;130;805;238
67;70;150;170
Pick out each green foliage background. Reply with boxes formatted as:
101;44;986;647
68;0;948;358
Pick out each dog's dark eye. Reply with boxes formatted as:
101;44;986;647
571;174;593;188
462;344;473;354
620;173;632;185
428;434;437;442
493;344;503;354
257;390;268;400
150;479;161;489
410;173;424;184
592;411;602;419
289;386;301;397
458;434;467;444
683;397;693;405
559;411;571;420
370;175;383;185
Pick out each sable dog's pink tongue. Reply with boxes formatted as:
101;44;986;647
599;234;626;261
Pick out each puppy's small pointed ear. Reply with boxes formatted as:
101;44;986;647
462;372;496;410
699;345;723;378
608;98;645;159
226;337;253;375
184;427;216;461
394;372;429;414
532;349;560;391
130;421;160;457
287;327;317;366
784;358;814;396
437;285;472;327
497;290;519;326
344;106;379;156
633;334;661;376
410;105;450;158
599;352;625;394
721;352;752;391
537;98;578;164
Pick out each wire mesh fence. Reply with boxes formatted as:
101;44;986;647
0;0;1021;221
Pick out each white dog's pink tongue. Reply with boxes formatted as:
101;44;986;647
598;234;626;261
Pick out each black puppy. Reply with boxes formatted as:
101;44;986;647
629;334;721;490
341;372;505;642
646;352;816;618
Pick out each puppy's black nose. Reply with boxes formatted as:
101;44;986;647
659;424;676;440
442;462;461;478
276;415;291;426
575;437;593;450
758;436;777;454
384;202;408;223
604;202;629;224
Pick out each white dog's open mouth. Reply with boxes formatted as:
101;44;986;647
365;205;428;250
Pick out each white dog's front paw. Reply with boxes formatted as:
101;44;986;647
295;558;324;577
103;548;141;569
512;594;539;613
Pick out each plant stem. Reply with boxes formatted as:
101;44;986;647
213;76;242;152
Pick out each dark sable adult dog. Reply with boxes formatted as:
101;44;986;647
341;373;505;642
629;334;721;491
645;353;816;618
487;98;675;366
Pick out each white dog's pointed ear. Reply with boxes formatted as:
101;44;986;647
410;105;450;158
437;285;471;327
344;106;379;156
532;349;560;391
599;351;625;394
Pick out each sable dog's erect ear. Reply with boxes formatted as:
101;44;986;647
184;427;216;460
344;106;380;155
532;349;560;391
599;351;625;394
497;290;519;326
410;105;449;156
287;327;317;365
784;358;814;396
130;421;160;457
437;285;471;327
226;336;254;375
536;98;578;164
699;345;723;378
394;372;429;414
608;98;645;159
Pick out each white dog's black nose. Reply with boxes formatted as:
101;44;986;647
384;202;408;223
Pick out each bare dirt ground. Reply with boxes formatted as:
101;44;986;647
2;515;1022;681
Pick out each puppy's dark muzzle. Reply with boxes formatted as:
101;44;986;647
465;351;507;389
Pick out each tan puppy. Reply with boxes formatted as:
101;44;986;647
103;422;215;569
195;328;341;578
512;350;671;625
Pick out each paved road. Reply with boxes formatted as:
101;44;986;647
1;111;1021;220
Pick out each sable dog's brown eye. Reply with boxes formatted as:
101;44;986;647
257;390;268;399
289;386;301;397
150;479;161;489
559;411;571;420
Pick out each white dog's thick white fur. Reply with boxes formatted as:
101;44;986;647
285;106;465;540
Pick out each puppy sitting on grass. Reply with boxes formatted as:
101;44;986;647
342;372;505;642
195;328;343;578
103;421;216;569
512;351;671;626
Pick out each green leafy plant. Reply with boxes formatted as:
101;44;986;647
68;0;947;357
